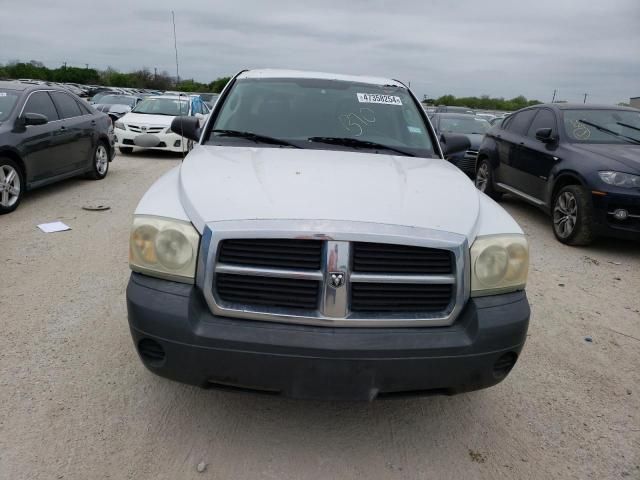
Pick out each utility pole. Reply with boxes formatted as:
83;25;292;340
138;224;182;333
583;93;588;104
154;67;158;79
85;63;89;69
172;11;180;86
551;89;557;103
63;61;67;69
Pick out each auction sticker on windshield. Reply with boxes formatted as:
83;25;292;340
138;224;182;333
357;93;402;105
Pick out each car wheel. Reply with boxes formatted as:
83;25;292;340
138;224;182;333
87;142;110;180
0;157;24;215
119;147;133;155
475;159;502;200
552;185;595;246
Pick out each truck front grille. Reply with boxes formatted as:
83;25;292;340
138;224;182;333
216;273;320;309
352;242;453;274
218;239;322;270
205;229;465;327
351;283;453;312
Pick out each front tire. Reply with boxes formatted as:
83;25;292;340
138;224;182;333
552;185;595;246
0;157;24;215
87;141;110;180
475;159;502;200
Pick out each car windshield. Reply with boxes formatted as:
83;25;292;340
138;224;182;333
563;109;640;144
132;97;189;116
99;95;137;107
439;116;491;134
0;89;20;122
207;78;435;156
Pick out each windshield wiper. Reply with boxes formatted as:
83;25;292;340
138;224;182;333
212;129;301;148
307;137;415;157
578;119;640;145
616;121;640;134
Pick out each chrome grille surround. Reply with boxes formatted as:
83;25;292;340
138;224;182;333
197;220;469;328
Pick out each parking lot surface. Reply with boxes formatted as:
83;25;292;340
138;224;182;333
1;153;638;479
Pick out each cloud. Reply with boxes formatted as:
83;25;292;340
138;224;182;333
1;0;638;103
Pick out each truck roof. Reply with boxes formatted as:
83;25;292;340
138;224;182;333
237;69;406;88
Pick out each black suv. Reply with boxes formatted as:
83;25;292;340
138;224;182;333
0;81;115;214
475;103;640;245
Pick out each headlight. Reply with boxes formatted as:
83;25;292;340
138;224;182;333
129;215;200;283
114;121;126;130
598;171;640;188
470;234;529;297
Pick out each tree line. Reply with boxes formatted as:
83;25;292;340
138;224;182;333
0;60;230;93
426;94;542;112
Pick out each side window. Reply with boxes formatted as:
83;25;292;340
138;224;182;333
526;109;557;138
505;109;537;135
50;92;82;119
23;91;59;122
77;99;92;115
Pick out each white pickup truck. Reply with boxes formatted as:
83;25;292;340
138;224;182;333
126;69;530;401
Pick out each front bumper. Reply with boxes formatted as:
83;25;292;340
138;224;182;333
115;129;186;153
127;273;530;400
592;190;640;240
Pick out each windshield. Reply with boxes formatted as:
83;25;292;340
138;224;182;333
99;95;137;107
562;109;640;144
0;90;20;122
207;78;435;156
439;116;491;134
132;97;189;116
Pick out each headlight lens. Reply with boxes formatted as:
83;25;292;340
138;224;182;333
129;216;200;283
471;234;529;297
114;121;126;130
598;171;640;188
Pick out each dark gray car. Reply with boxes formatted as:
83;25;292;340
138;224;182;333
0;81;115;214
431;113;491;176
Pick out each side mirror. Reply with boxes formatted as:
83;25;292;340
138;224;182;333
170;116;200;142
23;112;48;126
535;128;554;143
440;133;471;156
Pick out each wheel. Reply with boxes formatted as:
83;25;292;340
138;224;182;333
552;185;595;246
475;159;502;200
0;157;24;215
87;142;110;180
119;147;133;155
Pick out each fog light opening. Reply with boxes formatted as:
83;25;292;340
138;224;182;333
138;338;166;366
174;139;182;148
493;352;517;379
613;209;629;221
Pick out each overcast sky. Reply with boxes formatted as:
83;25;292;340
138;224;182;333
1;0;638;104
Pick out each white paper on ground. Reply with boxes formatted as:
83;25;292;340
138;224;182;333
37;221;71;233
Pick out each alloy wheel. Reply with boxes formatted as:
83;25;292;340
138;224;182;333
96;145;108;175
553;191;578;238
0;164;21;208
475;163;489;192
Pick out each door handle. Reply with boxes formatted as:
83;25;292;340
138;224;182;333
59;126;67;131
91;120;96;126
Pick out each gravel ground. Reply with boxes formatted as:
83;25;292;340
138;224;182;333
1;152;638;480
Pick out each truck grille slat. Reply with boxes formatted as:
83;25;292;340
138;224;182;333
351;283;453;312
352;242;453;274
216;274;319;310
219;239;322;270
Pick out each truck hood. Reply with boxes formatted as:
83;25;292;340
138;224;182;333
178;146;482;238
119;112;174;127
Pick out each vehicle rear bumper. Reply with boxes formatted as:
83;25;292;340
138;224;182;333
127;273;530;401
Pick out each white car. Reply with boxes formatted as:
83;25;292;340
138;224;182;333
126;69;531;401
114;95;209;154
